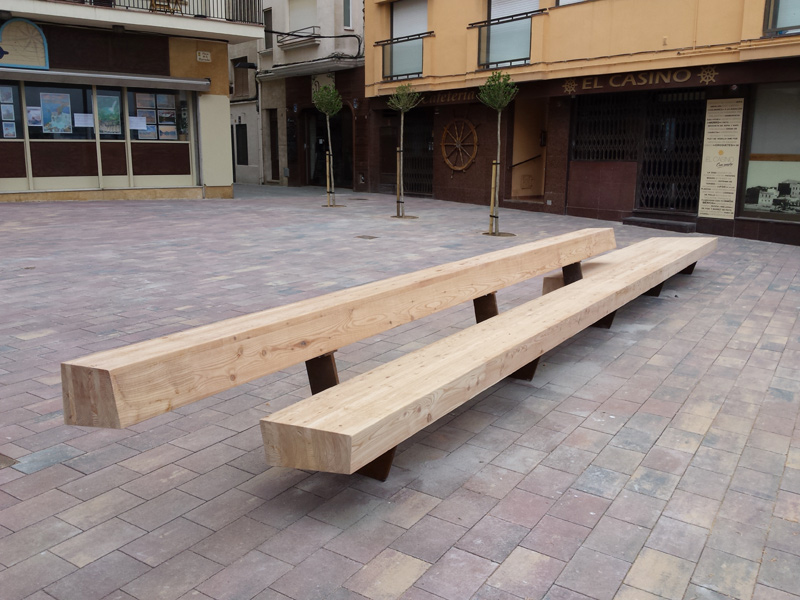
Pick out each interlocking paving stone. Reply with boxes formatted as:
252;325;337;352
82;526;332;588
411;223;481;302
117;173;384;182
120;517;213;567
555;546;630;600
45;551;150;600
624;548;694;600
2;190;800;600
344;548;430;600
692;547;760;600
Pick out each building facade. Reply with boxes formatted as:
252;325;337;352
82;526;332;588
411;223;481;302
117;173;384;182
231;0;366;189
0;0;263;201
364;0;800;244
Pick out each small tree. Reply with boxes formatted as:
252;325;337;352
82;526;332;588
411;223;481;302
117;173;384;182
312;84;343;206
478;71;518;235
387;83;423;218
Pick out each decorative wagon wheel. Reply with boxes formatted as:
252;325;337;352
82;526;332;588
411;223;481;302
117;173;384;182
441;118;478;171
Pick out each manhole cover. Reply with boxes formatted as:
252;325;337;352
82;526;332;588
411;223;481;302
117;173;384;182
0;454;18;469
355;235;378;240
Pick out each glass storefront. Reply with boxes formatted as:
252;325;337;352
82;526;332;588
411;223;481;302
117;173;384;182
0;81;195;190
742;83;800;221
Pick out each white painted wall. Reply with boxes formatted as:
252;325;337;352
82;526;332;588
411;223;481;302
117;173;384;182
198;94;234;187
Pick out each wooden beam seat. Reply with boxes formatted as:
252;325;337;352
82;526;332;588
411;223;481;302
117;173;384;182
62;228;616;429
260;236;716;477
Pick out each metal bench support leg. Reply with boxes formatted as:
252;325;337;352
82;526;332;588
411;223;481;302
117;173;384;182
356;447;397;482
473;293;498;323
305;352;340;395
474;293;539;381
644;282;664;297
562;262;583;285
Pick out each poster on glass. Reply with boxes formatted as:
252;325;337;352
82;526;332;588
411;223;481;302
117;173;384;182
0;87;12;104
1;104;13;121
27;107;42;127
97;95;122;135
3;122;16;138
41;93;73;134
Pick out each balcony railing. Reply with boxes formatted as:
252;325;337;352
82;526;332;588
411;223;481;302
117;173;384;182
53;0;263;25
277;26;322;49
765;0;800;35
376;32;433;81
469;10;543;69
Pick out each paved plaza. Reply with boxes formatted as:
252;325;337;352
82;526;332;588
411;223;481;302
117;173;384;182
1;186;799;600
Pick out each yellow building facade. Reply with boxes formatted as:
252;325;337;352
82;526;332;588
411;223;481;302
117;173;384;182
363;0;800;243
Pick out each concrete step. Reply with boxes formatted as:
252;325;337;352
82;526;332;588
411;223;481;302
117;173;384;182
623;216;696;234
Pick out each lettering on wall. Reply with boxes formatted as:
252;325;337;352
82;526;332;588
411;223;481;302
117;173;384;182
698;98;744;220
561;66;718;94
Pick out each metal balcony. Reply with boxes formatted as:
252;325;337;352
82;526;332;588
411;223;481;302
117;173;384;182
39;0;263;25
469;11;543;69
377;32;433;81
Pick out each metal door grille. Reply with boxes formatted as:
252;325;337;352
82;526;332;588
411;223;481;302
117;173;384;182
571;94;641;161
404;110;434;196
637;91;706;213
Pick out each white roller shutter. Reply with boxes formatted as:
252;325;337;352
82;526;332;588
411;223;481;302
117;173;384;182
392;0;428;37
490;0;539;19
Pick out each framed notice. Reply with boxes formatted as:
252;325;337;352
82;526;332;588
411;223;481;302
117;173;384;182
136;93;155;109
698;98;744;220
156;94;175;109
138;125;157;140
0;87;12;104
157;109;176;124
1;104;14;121
137;109;156;125
3;122;17;138
158;125;177;140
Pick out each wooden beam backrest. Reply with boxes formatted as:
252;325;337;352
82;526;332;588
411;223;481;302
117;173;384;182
62;228;616;428
261;236;717;474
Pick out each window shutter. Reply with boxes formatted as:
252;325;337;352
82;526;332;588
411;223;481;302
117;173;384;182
392;0;428;37
490;0;539;19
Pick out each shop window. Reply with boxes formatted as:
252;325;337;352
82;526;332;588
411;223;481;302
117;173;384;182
24;84;95;140
127;89;188;141
0;81;23;141
743;83;800;221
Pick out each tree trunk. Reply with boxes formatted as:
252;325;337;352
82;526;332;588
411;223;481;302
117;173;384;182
326;115;335;196
400;111;405;213
494;109;502;233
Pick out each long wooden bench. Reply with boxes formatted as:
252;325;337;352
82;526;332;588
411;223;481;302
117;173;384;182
260;236;716;479
62;228;616;430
